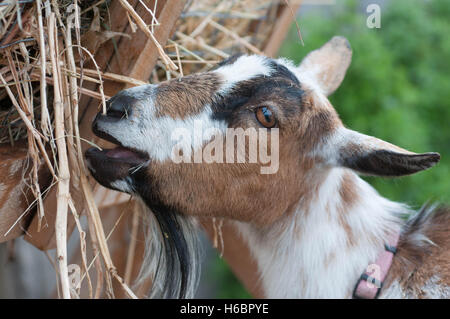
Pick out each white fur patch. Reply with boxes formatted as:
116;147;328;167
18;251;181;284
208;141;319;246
422;275;450;298
310;127;359;164
379;280;405;298
295;59;328;96
214;55;273;93
311;127;408;166
96;85;227;163
381;275;450;298
235;168;405;298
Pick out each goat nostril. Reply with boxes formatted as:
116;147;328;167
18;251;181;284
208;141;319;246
106;99;131;120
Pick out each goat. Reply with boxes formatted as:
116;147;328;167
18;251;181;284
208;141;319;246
85;36;449;298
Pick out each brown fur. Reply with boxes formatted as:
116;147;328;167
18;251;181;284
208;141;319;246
147;144;304;226
384;207;450;297
339;171;359;208
337;172;359;248
324;251;337;268
155;73;221;119
297;90;342;153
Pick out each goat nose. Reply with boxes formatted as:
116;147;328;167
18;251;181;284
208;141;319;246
105;94;134;120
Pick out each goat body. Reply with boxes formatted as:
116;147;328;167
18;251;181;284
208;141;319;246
85;36;449;298
235;168;450;298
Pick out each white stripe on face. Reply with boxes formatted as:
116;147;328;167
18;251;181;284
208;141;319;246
143;105;227;162
96;86;227;163
214;55;274;94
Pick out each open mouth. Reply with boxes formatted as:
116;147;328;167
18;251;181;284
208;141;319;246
87;126;148;163
85;126;149;189
103;146;147;162
89;123;148;165
89;119;148;161
86;146;148;167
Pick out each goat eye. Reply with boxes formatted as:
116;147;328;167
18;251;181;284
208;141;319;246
255;106;276;128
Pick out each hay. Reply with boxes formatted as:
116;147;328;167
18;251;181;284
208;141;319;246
153;0;283;80
0;0;142;299
0;0;295;298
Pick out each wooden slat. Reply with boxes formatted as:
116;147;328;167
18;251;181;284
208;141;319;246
126;0;186;84
263;2;302;57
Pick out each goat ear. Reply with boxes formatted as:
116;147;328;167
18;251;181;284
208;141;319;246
297;36;352;96
330;129;440;177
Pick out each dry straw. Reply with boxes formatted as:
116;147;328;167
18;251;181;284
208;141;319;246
0;0;296;298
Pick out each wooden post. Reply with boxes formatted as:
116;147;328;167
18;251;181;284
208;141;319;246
263;2;302;57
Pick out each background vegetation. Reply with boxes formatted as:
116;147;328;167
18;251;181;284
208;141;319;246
205;0;450;298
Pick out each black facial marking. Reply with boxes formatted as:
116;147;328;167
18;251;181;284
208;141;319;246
269;60;300;86
211;77;304;124
211;90;252;122
212;53;244;69
211;57;303;124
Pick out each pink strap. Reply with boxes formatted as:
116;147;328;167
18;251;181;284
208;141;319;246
353;232;400;299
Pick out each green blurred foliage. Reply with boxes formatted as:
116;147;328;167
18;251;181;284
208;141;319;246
280;0;450;205
210;0;450;298
207;252;252;299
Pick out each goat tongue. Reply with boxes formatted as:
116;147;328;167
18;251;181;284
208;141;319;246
105;147;146;162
